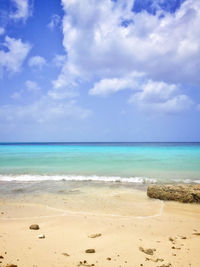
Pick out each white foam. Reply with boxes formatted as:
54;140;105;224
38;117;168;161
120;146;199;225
172;178;200;184
0;174;157;184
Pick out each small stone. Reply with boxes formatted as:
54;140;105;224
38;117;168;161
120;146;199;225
88;233;101;238
6;265;18;267
29;224;39;230
85;249;95;253
169;237;174;242
180;236;187;239
0;255;4;259
106;257;111;261
193;233;200;236
62;253;70;256
139;247;156;255
38;234;45;239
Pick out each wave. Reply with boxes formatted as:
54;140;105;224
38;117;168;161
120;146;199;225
0;174;199;184
0;174;157;184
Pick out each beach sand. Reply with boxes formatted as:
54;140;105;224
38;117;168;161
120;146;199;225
0;184;200;267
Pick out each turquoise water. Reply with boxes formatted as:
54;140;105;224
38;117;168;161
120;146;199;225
0;142;200;183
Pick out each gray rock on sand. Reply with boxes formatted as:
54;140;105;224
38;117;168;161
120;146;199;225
147;184;200;203
38;234;45;239
29;224;39;230
193;232;200;236
62;252;70;256
85;249;95;253
139;247;156;255
88;233;102;238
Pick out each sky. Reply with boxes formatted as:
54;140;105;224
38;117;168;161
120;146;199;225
0;0;200;142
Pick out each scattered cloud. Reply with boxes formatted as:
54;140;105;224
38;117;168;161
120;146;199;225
25;80;41;92
52;54;66;67
0;96;91;124
129;80;193;113
11;91;22;100
0;27;5;35
0;36;31;77
10;0;32;21
89;72;144;96
51;0;200;113
47;14;61;30
28;55;46;69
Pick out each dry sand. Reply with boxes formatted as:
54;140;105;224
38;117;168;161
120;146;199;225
0;187;200;267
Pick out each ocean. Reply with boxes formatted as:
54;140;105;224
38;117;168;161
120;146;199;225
0;142;200;184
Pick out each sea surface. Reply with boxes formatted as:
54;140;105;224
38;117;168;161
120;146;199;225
0;142;200;184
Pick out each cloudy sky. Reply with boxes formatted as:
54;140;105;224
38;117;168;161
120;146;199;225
0;0;200;142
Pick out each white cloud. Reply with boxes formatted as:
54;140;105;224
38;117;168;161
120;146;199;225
47;14;61;30
0;36;31;77
51;0;200;111
11;91;22;100
0;27;5;35
89;72;144;96
0;97;91;124
129;80;193;113
52;54;66;67
58;0;200;83
10;0;31;21
90;76;193;113
28;56;46;69
25;80;41;92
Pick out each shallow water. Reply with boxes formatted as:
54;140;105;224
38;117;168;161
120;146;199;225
0;142;200;184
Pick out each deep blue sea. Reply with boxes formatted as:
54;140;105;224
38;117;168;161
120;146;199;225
0;142;200;184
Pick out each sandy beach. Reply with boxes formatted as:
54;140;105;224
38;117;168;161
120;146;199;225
0;184;200;267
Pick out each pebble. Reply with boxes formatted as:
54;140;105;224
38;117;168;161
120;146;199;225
29;224;39;230
88;233;101;238
38;234;45;239
62;253;70;256
85;249;95;253
139;247;156;255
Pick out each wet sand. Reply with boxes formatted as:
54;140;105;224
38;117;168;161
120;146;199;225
0;185;200;267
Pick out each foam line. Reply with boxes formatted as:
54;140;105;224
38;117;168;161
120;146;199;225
0;200;164;221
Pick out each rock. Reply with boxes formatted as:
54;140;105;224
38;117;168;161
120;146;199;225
6;265;18;267
85;249;95;253
0;255;4;259
139;247;156;255
88;233;101;238
147;184;200;203
62;253;70;256
38;234;45;239
29;224;39;230
146;257;163;262
193;232;200;236
171;246;181;250
106;257;111;261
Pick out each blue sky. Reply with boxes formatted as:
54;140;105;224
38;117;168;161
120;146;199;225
0;0;200;142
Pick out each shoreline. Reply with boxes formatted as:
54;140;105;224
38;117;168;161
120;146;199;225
0;184;200;266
